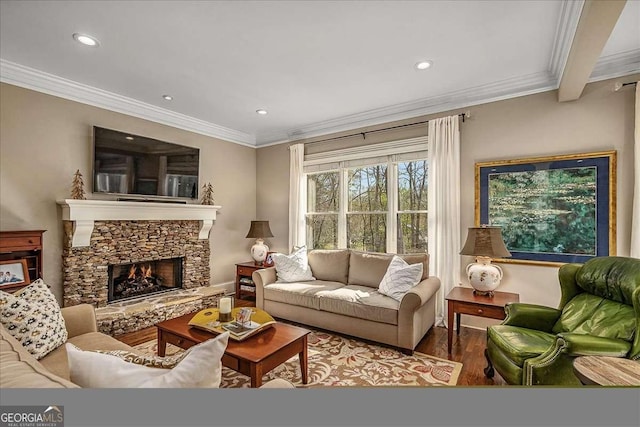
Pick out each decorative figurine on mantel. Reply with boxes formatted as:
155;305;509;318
201;182;215;205
70;169;86;200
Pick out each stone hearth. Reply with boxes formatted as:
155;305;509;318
96;285;223;336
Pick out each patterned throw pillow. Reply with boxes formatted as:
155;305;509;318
378;256;423;301
272;246;315;283
0;279;68;360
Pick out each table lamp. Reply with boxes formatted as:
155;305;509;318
246;220;274;266
460;225;511;296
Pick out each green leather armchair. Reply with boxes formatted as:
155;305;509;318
484;256;640;385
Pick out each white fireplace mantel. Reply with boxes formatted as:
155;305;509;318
57;199;222;247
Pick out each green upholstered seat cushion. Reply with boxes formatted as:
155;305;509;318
487;325;556;367
552;293;636;341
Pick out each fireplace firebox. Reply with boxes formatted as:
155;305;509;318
108;257;183;303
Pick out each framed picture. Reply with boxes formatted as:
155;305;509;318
264;252;275;267
0;259;31;289
475;151;616;266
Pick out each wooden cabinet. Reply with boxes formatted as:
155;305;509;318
0;230;45;292
235;262;262;300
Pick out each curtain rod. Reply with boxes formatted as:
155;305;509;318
299;111;470;146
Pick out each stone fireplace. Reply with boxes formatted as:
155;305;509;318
58;199;224;335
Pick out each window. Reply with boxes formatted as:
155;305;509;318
304;137;428;254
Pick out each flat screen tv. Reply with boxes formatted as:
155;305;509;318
93;127;200;200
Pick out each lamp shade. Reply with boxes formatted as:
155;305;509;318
460;226;511;258
245;221;274;239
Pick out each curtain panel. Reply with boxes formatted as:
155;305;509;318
427;115;461;326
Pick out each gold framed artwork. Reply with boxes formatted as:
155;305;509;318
475;151;616;266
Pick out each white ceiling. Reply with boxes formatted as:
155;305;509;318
1;0;639;147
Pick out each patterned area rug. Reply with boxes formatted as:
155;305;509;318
134;327;462;387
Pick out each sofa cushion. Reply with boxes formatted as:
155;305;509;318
317;285;399;325
1;323;79;388
399;253;429;280
348;251;394;288
378;255;423;301
264;280;345;310
272;246;315;282
66;332;229;388
487;325;556;367
41;331;138;380
348;251;429;288
0;279;68;360
308;249;350;283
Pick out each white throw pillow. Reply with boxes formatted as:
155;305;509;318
0;279;68;360
66;332;229;388
378;256;423;301
272;246;315;283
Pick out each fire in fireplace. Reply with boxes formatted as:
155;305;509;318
108;257;183;303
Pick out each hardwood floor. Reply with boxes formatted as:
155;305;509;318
116;299;506;386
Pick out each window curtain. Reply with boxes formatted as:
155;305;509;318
288;143;306;253
631;82;640;258
427;115;461;326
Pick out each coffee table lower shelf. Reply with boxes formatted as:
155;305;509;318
156;313;309;388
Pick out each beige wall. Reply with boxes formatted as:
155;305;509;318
0;83;256;303
256;76;638;329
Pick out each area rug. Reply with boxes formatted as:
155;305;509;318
134;327;463;387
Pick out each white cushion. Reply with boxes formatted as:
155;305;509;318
0;279;68;360
272;246;315;283
66;332;229;388
378;256;423;301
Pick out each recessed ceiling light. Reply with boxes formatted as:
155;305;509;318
125;136;134;141
162;95;173;101
72;33;99;47
414;60;433;70
256;109;268;115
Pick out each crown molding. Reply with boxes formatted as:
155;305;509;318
589;49;640;82
257;71;556;146
548;0;585;83
0;59;256;147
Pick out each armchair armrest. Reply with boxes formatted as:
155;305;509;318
503;303;561;332
558;333;631;357
61;304;98;338
252;267;277;310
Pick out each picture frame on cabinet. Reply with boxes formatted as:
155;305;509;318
0;259;31;289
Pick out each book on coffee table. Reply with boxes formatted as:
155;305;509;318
187;307;276;341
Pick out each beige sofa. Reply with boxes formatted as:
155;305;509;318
253;249;440;354
0;303;291;388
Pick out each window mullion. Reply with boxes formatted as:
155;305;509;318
387;160;398;253
338;165;348;248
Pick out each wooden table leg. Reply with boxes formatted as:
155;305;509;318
447;300;454;355
299;336;308;385
456;313;461;335
157;329;167;357
250;363;263;388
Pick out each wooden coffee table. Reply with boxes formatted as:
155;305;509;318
156;312;310;388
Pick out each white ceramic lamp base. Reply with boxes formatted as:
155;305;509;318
466;256;503;296
250;239;269;265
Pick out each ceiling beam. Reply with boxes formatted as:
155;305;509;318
558;0;627;102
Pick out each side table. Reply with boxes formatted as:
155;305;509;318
445;286;519;355
236;262;262;300
573;356;640;386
